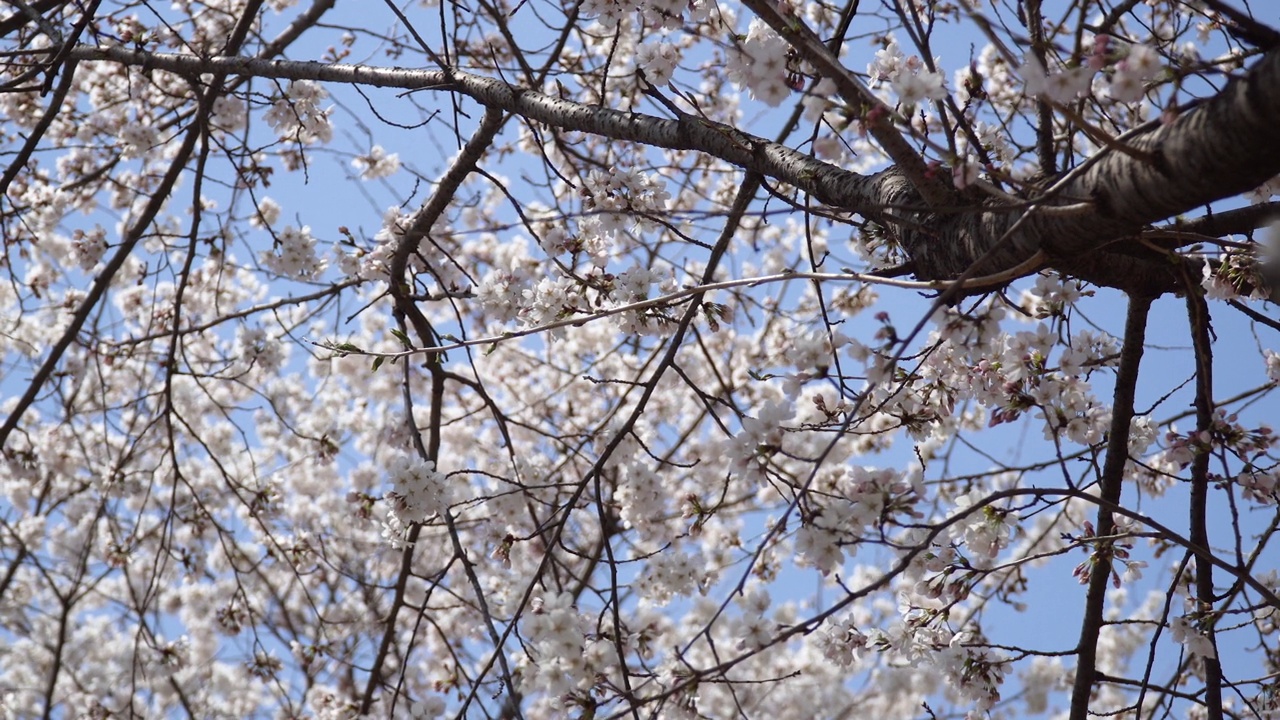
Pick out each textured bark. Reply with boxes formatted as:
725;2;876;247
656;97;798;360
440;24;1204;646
881;47;1280;287
62;45;887;210
1166;201;1280;239
1025;49;1280;259
62;44;1280;293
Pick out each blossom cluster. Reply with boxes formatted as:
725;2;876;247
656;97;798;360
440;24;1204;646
868;38;947;106
264;80;333;145
261;225;323;279
516;593;612;706
1019;35;1164;103
352;145;401;180
726;18;793;106
382;455;452;546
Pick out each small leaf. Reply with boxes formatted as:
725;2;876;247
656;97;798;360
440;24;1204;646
390;328;412;349
372;356;385;372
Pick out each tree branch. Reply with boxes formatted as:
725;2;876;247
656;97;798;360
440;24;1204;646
59;44;1280;289
1184;271;1224;718
1162;201;1280;241
1069;292;1153;720
63;45;888;213
1027;49;1280;260
735;0;954;207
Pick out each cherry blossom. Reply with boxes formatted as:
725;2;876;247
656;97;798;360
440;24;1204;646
351;145;401;180
1;1;1278;718
1170;614;1218;661
264;80;333;145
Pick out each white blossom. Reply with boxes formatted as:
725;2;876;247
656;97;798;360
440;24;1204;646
352;145;401;180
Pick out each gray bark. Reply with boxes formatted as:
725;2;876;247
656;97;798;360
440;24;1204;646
62;44;1280;293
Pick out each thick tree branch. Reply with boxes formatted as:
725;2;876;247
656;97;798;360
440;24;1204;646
0;0;63;42
59;44;1280;291
1026;49;1280;259
63;45;887;213
875;38;1280;285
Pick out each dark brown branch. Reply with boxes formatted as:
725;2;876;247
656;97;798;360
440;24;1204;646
0;0;63;42
1227;299;1280;332
1025;0;1058;178
363;106;521;716
0;56;78;209
1184;272;1225;718
466;172;766;718
1069;292;1153;720
1;4;339;453
1197;0;1280;49
0;97;198;456
1163;202;1280;240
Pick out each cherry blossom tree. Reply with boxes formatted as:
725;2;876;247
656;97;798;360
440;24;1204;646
2;0;1279;718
